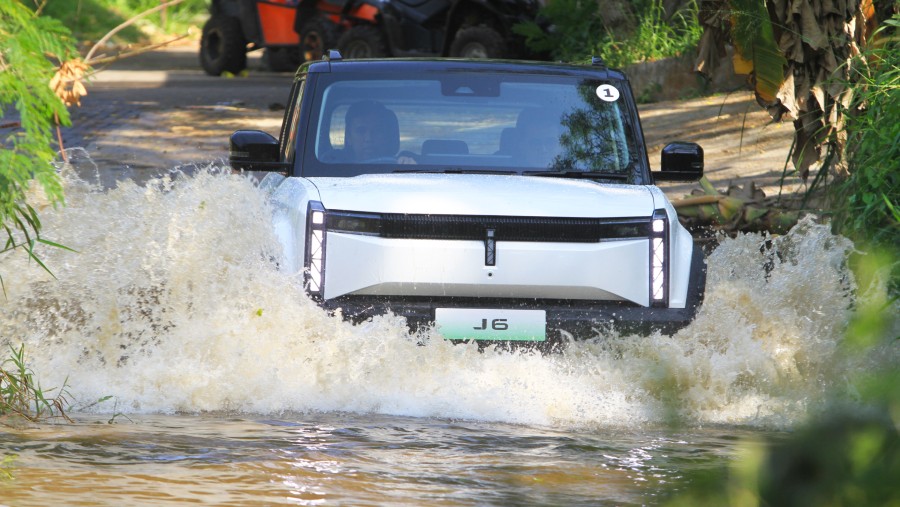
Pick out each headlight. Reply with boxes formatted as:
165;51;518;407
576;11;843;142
650;209;668;307
326;212;382;235
303;205;384;298
304;201;327;298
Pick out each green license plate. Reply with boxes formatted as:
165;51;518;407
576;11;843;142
435;308;546;341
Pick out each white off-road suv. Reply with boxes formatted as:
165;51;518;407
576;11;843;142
230;51;706;344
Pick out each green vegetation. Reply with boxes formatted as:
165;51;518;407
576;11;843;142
663;415;899;506
0;0;73;207
516;0;703;68
599;0;702;69
1;344;71;423
39;0;208;44
1;0;79;293
664;23;900;502
831;16;900;288
1;1;80;424
726;0;788;104
665;12;900;486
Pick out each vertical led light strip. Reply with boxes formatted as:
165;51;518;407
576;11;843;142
650;208;669;307
304;201;327;299
484;228;496;266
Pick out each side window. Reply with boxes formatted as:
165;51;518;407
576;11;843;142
281;79;306;161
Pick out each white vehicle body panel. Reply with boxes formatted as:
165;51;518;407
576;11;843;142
265;173;695;309
325;234;651;304
310;174;655;217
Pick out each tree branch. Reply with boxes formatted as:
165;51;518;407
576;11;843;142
84;0;186;62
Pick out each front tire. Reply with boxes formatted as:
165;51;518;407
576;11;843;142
337;25;388;59
200;14;247;75
449;25;507;59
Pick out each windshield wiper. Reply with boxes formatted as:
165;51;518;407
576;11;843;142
524;171;629;181
393;169;518;175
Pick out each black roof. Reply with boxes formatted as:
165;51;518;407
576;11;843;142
295;56;628;83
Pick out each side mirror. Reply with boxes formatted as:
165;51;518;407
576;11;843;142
654;142;703;182
229;130;289;172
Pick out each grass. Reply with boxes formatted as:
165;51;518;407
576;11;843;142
514;0;703;68
597;0;703;69
1;344;71;424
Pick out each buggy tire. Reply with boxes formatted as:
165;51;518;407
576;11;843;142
449;25;507;59
337;25;388;59
299;17;340;62
200;14;247;76
263;47;301;72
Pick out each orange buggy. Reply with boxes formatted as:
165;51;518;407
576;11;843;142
200;0;547;76
200;0;355;75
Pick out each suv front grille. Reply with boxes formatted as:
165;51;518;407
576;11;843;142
329;211;651;242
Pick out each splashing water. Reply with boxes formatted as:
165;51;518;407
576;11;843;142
0;159;885;430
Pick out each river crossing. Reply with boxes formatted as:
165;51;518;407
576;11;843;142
0;157;895;505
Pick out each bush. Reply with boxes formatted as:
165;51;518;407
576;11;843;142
515;0;702;68
831;15;900;289
597;0;703;69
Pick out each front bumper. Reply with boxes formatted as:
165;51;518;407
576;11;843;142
322;243;707;342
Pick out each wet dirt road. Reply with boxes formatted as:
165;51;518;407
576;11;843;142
61;45;288;181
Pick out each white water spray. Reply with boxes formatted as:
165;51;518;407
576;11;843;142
1;159;890;429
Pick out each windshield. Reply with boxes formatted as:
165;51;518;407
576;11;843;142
300;71;640;179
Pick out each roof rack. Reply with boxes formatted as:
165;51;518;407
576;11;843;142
591;56;606;68
324;49;342;62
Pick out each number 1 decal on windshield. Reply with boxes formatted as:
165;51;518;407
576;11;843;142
596;84;620;102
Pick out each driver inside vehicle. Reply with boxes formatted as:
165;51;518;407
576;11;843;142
513;107;563;168
325;100;415;164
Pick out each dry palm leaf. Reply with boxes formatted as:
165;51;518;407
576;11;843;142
695;0;875;180
49;59;88;107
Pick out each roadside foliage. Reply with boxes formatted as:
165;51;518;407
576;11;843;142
0;1;73;208
515;0;703;69
0;0;79;287
1;0;80;423
833;15;900;285
694;0;882;180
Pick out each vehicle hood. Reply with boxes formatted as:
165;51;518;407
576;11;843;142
308;173;657;218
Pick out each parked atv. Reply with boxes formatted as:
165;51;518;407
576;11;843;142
200;0;547;76
293;0;375;62
200;0;303;75
199;0;380;75
334;0;547;59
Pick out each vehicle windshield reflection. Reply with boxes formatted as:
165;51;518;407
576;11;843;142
303;72;637;180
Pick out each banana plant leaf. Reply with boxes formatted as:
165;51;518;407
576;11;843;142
728;0;787;103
